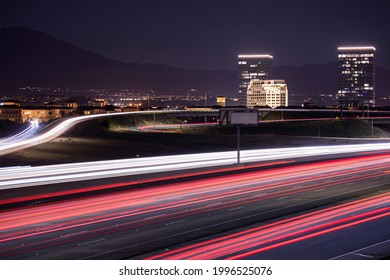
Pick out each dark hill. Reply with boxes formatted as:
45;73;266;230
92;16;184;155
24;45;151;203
0;26;389;103
0;26;236;95
272;63;337;95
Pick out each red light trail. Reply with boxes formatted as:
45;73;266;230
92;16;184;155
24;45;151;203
1;153;390;259
146;193;390;260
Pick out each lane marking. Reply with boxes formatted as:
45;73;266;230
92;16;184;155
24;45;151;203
78;238;105;246
228;206;244;211
60;230;87;238
165;219;186;226
353;253;375;259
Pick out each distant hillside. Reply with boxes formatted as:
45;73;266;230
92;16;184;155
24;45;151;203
272;63;337;95
0;26;389;103
0;26;236;96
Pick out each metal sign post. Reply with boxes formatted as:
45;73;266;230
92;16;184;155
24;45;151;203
219;108;258;164
237;125;240;164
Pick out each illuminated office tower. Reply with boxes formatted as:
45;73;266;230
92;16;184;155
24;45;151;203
238;54;273;107
337;46;375;108
246;79;288;108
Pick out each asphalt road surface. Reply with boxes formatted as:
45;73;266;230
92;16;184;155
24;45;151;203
0;153;390;259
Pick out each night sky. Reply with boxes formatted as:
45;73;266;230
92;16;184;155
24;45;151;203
2;0;389;70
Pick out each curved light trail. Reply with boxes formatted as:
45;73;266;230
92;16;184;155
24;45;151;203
1;106;389;156
0;110;181;156
0;122;39;145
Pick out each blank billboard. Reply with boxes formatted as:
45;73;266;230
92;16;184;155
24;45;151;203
230;112;258;124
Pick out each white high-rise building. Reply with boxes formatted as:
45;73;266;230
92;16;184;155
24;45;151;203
246;79;288;108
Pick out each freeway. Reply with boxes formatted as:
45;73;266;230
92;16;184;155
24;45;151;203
0;110;176;156
0;152;390;259
2;107;390;157
1;142;390;191
145;192;390;260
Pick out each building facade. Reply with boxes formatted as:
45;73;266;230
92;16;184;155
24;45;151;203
238;54;273;107
0;106;72;123
246;79;288;108
216;96;226;107
337;46;375;108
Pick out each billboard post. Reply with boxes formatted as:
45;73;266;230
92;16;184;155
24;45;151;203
219;109;258;164
237;125;240;164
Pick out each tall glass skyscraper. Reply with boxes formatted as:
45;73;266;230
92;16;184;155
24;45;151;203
238;54;273;107
337;46;375;108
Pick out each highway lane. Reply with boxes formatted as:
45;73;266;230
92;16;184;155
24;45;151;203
1;153;390;259
0;160;295;207
145;192;390;260
1;106;389;158
247;215;390;260
2;142;390;191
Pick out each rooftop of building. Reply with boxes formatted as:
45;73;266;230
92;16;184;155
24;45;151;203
238;54;273;59
250;79;286;84
338;46;376;52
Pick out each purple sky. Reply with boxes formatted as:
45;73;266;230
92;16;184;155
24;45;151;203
2;0;389;70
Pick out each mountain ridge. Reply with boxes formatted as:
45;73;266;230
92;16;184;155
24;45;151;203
1;26;389;104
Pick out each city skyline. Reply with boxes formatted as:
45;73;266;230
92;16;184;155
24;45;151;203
2;0;390;272
1;0;389;70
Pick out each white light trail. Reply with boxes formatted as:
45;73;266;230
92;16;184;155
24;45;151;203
1;110;390;191
0;142;390;190
0;111;183;156
0;123;38;145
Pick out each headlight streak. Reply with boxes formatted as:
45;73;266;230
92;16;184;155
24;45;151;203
0;110;182;156
0;160;293;206
1;143;390;190
0;123;36;145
